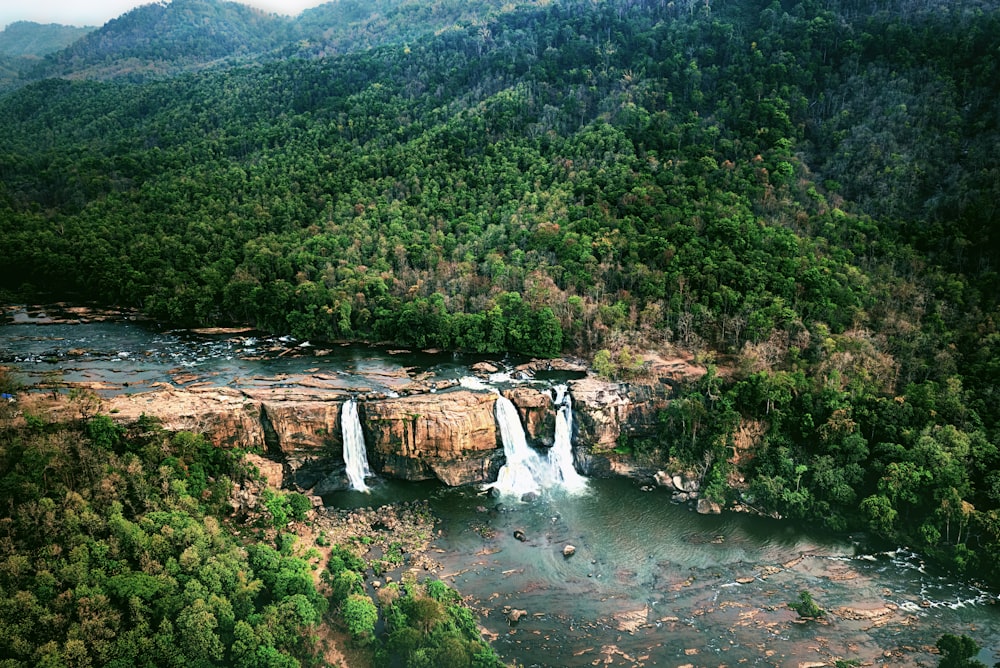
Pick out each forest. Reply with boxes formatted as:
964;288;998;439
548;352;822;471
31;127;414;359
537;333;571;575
0;375;504;667
1;0;1000;659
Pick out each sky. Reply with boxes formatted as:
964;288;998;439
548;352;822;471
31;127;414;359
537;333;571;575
0;0;326;30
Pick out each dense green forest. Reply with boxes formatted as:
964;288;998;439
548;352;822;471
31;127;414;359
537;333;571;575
1;0;1000;608
0;390;328;667
0;376;502;667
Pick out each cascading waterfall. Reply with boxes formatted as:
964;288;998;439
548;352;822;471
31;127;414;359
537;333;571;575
342;398;372;492
549;384;588;493
485;387;588;497
485;395;546;498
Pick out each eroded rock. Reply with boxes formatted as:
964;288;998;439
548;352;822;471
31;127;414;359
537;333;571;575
365;390;502;486
696;498;722;514
503;386;554;447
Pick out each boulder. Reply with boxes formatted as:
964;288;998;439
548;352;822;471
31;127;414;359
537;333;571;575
696;498;722;515
563;544;576;557
245;453;285;489
654;470;676;489
507;609;528;624
672;473;700;493
471;362;500;374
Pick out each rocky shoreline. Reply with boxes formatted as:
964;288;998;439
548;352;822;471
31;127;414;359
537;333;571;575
3;304;729;514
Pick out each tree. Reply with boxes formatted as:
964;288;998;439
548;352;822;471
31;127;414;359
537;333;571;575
342;594;378;643
788;590;824;619
935;633;987;668
860;494;898;538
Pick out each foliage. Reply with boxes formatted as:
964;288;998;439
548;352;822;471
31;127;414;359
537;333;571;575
1;0;1000;596
0;414;323;667
787;590;824;619
375;580;504;668
261;489;313;528
342;593;379;643
935;633;987;668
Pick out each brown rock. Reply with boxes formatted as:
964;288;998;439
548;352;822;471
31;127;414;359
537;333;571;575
103;386;267;451
365;390;502;485
245;453;284;489
471;362;500;374
696;498;722;514
259;400;343;454
507;609;528;624
504;386;555;447
654;470;676;489
568;377;634;452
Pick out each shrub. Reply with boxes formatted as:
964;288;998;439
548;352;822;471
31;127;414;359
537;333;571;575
788;590;824;619
342;594;378;642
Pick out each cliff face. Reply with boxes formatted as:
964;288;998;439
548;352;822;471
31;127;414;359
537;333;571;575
84;371;684;492
362;390;503;486
503;386;555;447
569;377;671;476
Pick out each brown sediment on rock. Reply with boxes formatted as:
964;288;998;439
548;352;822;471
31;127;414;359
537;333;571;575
613;607;650;633
832;604;898;623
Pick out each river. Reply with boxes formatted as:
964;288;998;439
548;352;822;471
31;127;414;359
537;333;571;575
2;306;999;667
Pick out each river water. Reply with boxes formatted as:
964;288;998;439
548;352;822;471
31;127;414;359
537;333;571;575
2;308;999;666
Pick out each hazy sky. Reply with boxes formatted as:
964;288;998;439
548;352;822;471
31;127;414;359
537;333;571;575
0;0;326;30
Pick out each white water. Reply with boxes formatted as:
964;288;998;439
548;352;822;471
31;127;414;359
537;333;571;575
486;395;546;498
549;384;588;493
342;398;372;492
486;389;588;497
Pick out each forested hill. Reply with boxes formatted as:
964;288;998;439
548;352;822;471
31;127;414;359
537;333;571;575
3;0;1000;584
0;22;93;58
0;22;95;90
20;0;292;82
13;0;542;85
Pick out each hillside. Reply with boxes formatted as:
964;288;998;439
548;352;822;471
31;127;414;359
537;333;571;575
0;21;94;90
291;0;550;58
23;0;292;81
0;21;93;57
14;0;538;84
2;0;1000;596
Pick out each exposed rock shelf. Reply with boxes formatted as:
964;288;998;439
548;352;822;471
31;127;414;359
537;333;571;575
16;357;707;497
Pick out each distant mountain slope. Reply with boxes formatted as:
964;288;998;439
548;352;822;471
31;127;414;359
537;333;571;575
0;21;95;90
25;0;291;81
0;21;93;57
291;0;547;58
14;0;548;84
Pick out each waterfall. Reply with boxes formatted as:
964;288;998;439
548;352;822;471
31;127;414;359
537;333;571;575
549;385;588;493
342;398;371;492
485;395;545;498
485;388;587;498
